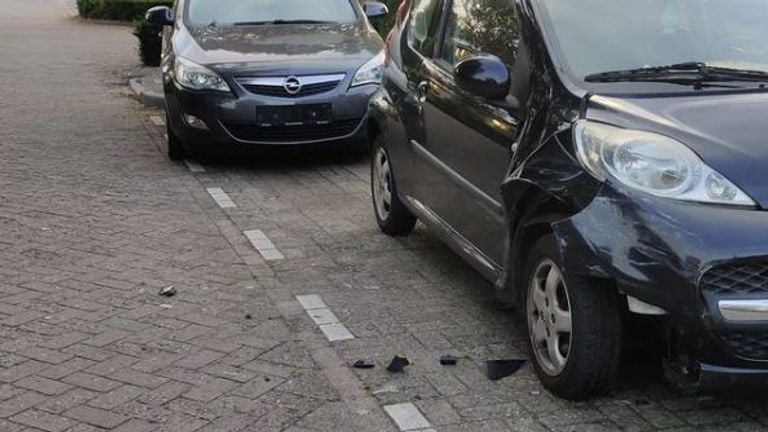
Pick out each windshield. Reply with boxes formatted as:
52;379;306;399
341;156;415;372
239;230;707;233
538;0;768;81
186;0;358;26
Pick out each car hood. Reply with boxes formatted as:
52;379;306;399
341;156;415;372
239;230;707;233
586;91;768;209
175;23;383;74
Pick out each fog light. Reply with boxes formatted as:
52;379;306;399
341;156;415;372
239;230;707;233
182;113;208;130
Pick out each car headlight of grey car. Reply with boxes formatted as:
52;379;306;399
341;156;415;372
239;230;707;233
351;51;385;87
574;120;755;206
174;57;231;92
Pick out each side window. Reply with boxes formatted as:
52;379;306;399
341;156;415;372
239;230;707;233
407;0;444;56
439;0;520;66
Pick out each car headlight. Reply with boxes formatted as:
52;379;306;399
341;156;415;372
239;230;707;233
574;120;755;206
351;51;385;87
174;57;231;92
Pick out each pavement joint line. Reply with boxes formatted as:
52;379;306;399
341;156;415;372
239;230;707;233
383;403;433;431
295;295;354;342
184;160;206;173
206;187;237;209
244;229;284;261
149;115;165;126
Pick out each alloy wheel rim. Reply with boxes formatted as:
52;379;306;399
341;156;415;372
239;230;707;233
373;147;393;221
527;259;573;376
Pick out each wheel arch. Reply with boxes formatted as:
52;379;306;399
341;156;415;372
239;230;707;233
496;178;618;309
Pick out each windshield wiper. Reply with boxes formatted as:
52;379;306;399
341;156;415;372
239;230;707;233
233;19;333;26
585;62;768;87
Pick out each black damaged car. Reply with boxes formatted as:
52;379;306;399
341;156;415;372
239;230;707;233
369;0;768;399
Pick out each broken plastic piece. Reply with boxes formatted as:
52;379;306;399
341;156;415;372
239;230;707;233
386;356;410;373
440;355;459;366
159;286;177;297
353;360;376;369
486;359;526;380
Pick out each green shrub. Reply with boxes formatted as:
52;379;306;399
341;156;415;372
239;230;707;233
133;19;163;66
77;0;172;22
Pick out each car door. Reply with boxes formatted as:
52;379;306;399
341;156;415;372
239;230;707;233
418;0;522;265
391;0;447;198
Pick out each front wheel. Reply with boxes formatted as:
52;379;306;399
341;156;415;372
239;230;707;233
524;235;622;400
371;141;416;236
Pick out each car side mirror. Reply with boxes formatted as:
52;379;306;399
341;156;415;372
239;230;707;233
146;6;174;26
455;55;512;101
363;2;389;19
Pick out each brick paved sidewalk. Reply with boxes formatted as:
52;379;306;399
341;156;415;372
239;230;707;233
3;1;768;431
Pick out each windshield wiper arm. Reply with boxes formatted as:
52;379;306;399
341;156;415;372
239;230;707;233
585;62;707;82
585;62;768;85
233;19;333;26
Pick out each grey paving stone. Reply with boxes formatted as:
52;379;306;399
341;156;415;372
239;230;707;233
15;377;71;397
61;374;121;393
9;409;74;432
0;392;48;418
63;405;129;429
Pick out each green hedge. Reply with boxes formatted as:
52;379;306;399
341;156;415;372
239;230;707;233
133;19;164;66
77;0;171;21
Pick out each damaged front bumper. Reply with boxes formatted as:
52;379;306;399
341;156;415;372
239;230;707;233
552;182;768;389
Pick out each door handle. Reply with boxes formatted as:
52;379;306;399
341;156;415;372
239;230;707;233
416;80;429;104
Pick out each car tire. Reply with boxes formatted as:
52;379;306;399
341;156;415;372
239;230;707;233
166;115;185;162
371;139;416;236
523;234;622;400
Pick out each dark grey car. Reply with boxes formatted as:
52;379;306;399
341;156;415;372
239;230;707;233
146;0;388;160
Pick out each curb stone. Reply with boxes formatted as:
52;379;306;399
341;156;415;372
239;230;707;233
129;77;165;108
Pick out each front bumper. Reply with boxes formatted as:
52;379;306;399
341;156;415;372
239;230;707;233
165;81;378;150
552;182;768;386
698;363;768;391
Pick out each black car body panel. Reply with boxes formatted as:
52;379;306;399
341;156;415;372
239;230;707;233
156;0;384;151
371;0;768;392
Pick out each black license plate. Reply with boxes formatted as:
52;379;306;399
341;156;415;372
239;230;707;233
256;104;332;126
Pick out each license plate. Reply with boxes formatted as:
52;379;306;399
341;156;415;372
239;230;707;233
256;104;332;126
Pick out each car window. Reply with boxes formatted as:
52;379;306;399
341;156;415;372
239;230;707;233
538;0;768;80
439;0;520;66
186;0;358;26
407;0;444;56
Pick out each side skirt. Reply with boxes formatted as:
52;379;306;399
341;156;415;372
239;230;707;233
403;195;502;283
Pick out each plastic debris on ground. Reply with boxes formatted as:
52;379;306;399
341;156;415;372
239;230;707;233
353;360;376;369
440;354;459;366
159;286;177;297
386;356;410;373
486;359;527;380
